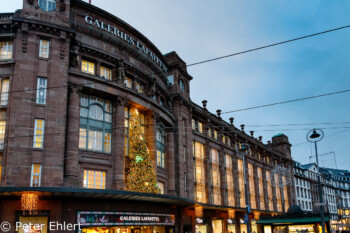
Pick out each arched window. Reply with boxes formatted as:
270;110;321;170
79;95;112;153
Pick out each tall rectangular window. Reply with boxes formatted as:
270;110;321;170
0;121;6;149
238;159;245;207
211;148;221;205
226;154;235;206
39;39;49;58
136;82;143;93
282;176;289;212
193;141;206;203
158;182;165;194
192;119;196;130
207;127;211;137
100;66;112;80
248;163;256;209
124;107;145;156
36;77;47;104
33;119;44;148
79;95;112;153
258;167;265;210
214;129;218;140
0;78;9;105
0;41;13;60
198;122;203;133
156;127;165;168
30;164;41;187
275;173;283;212
0;165;2;183
83;170;106;189
81;60;95;75
266;170;274;211
124;77;132;88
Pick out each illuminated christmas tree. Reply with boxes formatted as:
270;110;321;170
126;110;159;194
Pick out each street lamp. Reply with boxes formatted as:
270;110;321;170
239;143;251;233
307;129;325;233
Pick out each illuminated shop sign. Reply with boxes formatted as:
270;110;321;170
196;218;204;224
227;219;236;225
77;211;175;226
84;16;168;73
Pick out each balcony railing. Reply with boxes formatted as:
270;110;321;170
0;13;14;20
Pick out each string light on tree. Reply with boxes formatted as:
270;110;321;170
126;110;159;194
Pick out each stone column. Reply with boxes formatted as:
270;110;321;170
112;96;128;190
167;128;176;195
64;85;82;187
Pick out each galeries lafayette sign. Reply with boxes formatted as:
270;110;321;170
84;16;168;73
77;211;175;226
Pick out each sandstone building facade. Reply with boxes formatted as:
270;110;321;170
0;1;294;233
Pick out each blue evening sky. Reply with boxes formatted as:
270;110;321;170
3;0;350;169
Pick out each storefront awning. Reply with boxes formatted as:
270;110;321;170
0;187;193;206
257;216;330;225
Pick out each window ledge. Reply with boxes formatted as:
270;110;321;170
0;59;14;64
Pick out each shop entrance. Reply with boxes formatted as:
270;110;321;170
82;226;168;233
212;220;223;233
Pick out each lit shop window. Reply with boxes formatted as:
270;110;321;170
0;165;2;183
283;176;289;211
266;170;274;211
226;154;235;206
275;173;283;212
36;77;47;104
0;78;9;105
83;170;106;189
124;77;132;88
39;39;49;58
0;41;13;60
124;107;145;156
79;95;112;153
211;148;221;205
0;121;6;149
100;66;112;80
258;167;265;210
156;127;165;168
193;141;206;203
30;164;42;187
248;163;256;209
238;159;245;207
33;119;45;148
81;60;95;75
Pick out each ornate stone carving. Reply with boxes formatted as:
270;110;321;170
115;96;128;107
148;76;157;97
117;60;126;83
69;40;80;68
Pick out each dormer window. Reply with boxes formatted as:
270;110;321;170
179;79;185;92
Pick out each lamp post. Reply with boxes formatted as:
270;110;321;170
307;129;325;233
239;143;251;233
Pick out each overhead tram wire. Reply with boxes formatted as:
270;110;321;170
1;24;350;97
221;89;350;114
186;24;350;67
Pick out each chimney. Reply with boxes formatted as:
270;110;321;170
216;109;221;118
202;100;207;109
258;136;263;142
250;131;254;137
229;117;234;125
240;124;245;132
